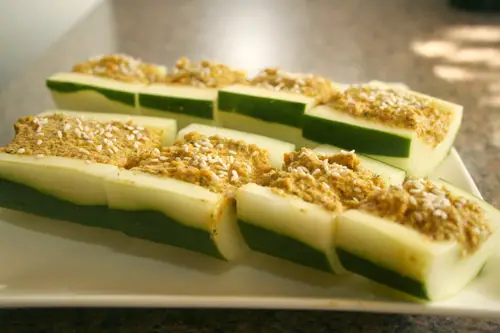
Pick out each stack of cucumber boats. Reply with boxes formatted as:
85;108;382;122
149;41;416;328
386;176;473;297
0;53;497;302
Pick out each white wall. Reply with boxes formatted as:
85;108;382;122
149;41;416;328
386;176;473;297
0;0;103;89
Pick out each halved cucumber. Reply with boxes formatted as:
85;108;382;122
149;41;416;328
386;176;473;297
236;183;342;273
38;110;178;146
105;169;248;261
177;124;296;169
138;84;218;130
335;180;500;300
46;73;143;115
302;89;463;177
0;111;177;229
312;144;406;185
217;84;316;147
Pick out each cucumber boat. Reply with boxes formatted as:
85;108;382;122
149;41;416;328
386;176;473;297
236;148;390;273
46;54;167;115
0;110;177;230
302;84;463;177
335;178;500;300
178;123;296;169
218;68;335;147
105;130;276;260
312;144;406;185
139;57;248;130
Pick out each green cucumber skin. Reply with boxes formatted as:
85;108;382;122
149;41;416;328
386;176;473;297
336;247;429;300
218;90;306;128
0;178;117;230
139;93;214;120
302;114;412;157
238;219;334;273
46;79;136;107
109;209;224;260
0;178;224;260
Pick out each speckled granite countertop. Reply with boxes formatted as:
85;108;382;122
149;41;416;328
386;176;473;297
1;0;500;331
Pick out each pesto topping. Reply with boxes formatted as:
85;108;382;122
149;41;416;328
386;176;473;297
260;148;386;212
72;54;167;84
359;178;491;255
167;57;248;88
131;132;272;194
250;68;336;103
3;114;163;167
327;85;455;146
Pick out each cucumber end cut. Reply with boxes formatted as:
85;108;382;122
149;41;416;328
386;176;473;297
335;187;500;301
235;184;341;274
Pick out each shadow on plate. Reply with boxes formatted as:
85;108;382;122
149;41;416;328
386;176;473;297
0;208;234;276
239;251;364;290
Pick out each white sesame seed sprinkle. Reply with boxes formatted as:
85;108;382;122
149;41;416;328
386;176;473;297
36;140;43;145
35;154;44;158
16;148;25;154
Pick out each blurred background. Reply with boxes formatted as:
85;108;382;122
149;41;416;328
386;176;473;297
1;0;500;201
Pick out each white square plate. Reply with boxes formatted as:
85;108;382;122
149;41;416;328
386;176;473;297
0;148;499;318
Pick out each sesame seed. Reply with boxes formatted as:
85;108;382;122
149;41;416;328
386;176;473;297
35;154;44;158
153;148;160;155
228;150;237;155
108;148;114;155
133;142;140;149
112;146;119;153
133;130;139;134
96;145;103;152
63;123;71;132
16;148;25;154
105;132;113;138
136;126;144;130
36;132;44;136
150;158;159;162
36;140;43;145
414;212;423;222
79;148;90;155
231;170;239;182
159;156;168;161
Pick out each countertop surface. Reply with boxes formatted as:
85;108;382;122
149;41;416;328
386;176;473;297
1;0;500;331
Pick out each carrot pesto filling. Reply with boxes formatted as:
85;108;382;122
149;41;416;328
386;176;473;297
130;132;273;194
326;85;454;146
250;68;336;104
167;57;248;89
358;178;492;256
72;54;168;84
1;114;163;167
259;148;387;212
